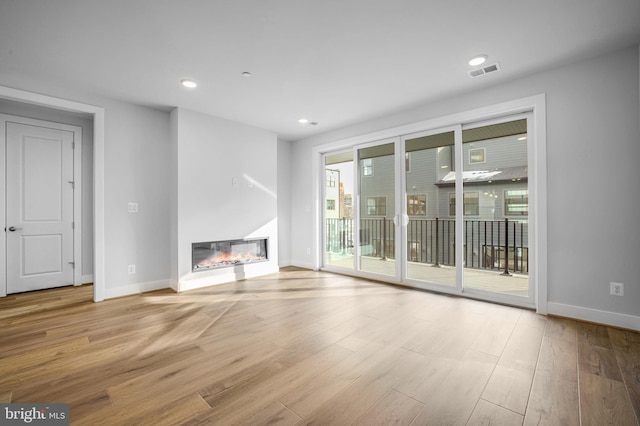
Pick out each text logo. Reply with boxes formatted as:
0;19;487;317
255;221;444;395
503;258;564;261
1;404;69;425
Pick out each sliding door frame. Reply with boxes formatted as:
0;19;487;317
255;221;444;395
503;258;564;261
312;94;547;313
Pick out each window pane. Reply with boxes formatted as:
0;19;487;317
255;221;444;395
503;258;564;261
464;192;479;216
505;190;528;216
324;152;354;269
469;148;485;164
407;194;426;215
404;131;456;286
359;143;395;277
462;119;529;295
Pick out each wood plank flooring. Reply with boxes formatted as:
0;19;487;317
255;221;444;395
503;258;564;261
1;268;638;425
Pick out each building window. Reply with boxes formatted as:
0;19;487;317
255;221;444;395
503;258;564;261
449;192;479;216
326;174;336;187
407;194;426;215
469;147;486;164
363;158;373;176
504;190;528;216
327;199;336;210
367;196;386;216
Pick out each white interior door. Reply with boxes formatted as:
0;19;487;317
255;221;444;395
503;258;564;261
5;121;76;293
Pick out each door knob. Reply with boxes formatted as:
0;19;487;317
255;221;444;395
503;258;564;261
7;226;22;232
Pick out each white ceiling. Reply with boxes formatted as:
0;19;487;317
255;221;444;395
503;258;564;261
1;0;639;141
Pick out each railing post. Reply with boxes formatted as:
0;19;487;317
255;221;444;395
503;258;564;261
434;217;440;267
501;218;512;276
341;218;346;254
381;218;386;260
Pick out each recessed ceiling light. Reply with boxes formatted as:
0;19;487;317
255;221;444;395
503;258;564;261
469;54;488;66
181;79;197;88
242;71;252;77
298;118;309;124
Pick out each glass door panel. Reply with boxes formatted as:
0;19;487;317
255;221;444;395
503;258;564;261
403;130;457;287
357;142;397;277
461;118;530;296
324;151;355;270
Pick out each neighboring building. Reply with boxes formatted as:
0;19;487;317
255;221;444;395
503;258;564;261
360;132;528;223
356;124;529;272
339;183;353;219
325;169;340;219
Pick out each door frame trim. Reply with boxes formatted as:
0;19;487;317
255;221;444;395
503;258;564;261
0;86;105;302
1;115;82;294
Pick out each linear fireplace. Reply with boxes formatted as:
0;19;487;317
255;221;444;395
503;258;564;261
192;238;269;272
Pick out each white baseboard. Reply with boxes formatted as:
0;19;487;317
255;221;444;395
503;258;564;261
82;274;94;284
105;279;171;300
548;302;640;331
291;260;316;270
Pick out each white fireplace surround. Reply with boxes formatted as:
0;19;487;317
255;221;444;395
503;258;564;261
170;108;279;292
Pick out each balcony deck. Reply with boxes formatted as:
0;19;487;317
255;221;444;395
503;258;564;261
326;253;529;296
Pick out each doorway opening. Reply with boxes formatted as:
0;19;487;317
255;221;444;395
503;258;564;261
0;86;105;302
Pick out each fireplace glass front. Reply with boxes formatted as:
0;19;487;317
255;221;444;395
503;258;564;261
192;238;268;272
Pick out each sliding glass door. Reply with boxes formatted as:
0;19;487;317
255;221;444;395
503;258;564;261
322;114;534;307
461;117;530;299
322;139;400;281
402;127;460;289
356;140;399;279
324;151;354;270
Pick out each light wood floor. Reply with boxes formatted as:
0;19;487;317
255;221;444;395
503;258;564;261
1;268;638;425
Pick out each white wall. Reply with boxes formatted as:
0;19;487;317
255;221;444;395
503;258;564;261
0;99;95;281
291;46;640;328
277;139;293;266
171;108;279;291
103;100;172;297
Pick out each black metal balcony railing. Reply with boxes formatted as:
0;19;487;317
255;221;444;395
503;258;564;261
326;217;528;274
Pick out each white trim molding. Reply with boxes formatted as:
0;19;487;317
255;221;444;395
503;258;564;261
548;302;640;331
105;279;171;300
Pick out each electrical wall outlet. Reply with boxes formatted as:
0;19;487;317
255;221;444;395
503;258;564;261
128;202;138;213
610;282;624;296
128;264;136;275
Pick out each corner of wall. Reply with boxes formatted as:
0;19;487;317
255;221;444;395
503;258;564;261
277;139;293;267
